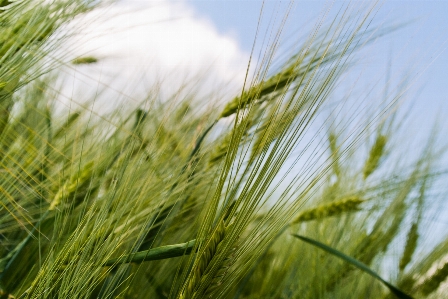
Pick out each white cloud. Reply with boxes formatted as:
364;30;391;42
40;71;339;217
57;0;250;112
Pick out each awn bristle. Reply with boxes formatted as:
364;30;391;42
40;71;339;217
329;133;341;177
249;107;295;163
53;111;82;139
49;161;95;210
209;107;260;166
208;132;233;166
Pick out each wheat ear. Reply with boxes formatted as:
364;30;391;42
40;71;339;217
417;261;448;296
180;220;227;299
291;196;364;224
363;134;387;179
399;222;419;271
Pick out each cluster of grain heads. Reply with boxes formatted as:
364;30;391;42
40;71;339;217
318;157;429;295
186;5;434;299
208;61;302;167
87;112;209;296
0;158;100;293
291;196;364;223
0;1;446;298
205;4;386;170
0;88;60;289
390;234;448;299
0;1;101;295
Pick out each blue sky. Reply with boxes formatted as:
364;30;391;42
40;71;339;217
187;0;448;119
188;1;448;54
68;0;448;124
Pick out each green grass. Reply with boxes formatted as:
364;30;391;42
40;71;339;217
0;1;447;299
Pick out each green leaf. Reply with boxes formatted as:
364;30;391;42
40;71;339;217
103;239;196;266
292;234;414;299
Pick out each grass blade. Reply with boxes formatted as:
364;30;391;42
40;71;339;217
292;234;414;299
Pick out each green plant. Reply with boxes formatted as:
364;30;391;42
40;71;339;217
0;1;447;299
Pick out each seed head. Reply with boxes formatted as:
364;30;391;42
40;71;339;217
292;196;364;224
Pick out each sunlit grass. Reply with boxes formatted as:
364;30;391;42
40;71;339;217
0;1;446;299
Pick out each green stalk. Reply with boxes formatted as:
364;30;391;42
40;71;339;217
103;239;196;266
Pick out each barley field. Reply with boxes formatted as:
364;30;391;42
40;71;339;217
0;0;447;298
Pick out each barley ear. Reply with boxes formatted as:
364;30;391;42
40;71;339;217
49;161;95;211
72;56;98;65
328;133;341;177
291;196;364;224
399;222;419;271
219;62;297;119
180;220;226;299
418;261;448;296
363;134;387;179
